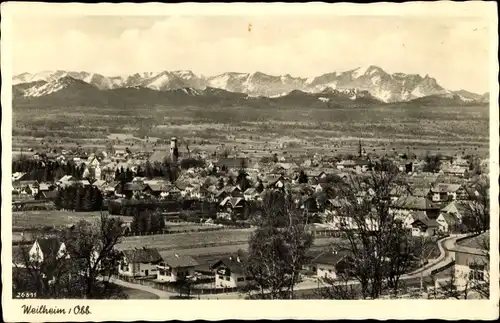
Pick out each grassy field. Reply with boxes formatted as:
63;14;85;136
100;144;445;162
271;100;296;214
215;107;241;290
12;104;489;159
12;210;132;230
115;229;255;252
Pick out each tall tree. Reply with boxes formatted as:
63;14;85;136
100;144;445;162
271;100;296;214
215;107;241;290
246;190;313;299
461;178;489;234
332;161;415;299
423;152;442;173
298;170;308;184
63;212;124;298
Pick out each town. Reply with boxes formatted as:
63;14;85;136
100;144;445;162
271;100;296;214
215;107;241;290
12;136;490;300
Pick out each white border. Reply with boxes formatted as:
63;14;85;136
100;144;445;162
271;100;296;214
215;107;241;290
1;2;499;322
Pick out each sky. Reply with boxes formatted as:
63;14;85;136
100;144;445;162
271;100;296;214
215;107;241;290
11;15;491;93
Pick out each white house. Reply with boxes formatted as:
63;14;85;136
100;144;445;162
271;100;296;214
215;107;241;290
118;247;162;277
310;250;349;280
436;212;459;233
441;201;469;222
450;232;489;297
156;253;199;282
410;218;440;237
430;183;463;202
211;251;252;288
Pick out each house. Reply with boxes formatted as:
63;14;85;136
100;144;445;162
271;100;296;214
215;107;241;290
28;238;69;263
224;185;243;197
210;251;252;288
430;183;464;202
436;212;460;233
38;182;57;192
310;250;350;280
441;201;470;222
123;182;146;197
118;247;162;277
450;232;489;297
143;183;171;198
299;196;319;213
391;196;441;221
156;253;200;282
441;165;468;178
336;160;356;170
243;188;260;201
57;175;76;187
12;172;27;181
264;174;287;190
219;197;246;215
410;218;440;237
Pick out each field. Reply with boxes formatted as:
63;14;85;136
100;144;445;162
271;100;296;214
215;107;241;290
12;104;490;159
12;210;132;230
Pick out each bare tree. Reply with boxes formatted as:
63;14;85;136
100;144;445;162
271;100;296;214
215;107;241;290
469;234;490;299
246;190;313;299
333;161;415;299
462;177;489;234
62;212;124;298
318;272;359;300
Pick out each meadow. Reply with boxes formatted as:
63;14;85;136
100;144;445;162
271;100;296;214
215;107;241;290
12;103;490;159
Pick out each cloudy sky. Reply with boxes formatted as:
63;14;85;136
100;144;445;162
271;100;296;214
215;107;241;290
11;15;491;93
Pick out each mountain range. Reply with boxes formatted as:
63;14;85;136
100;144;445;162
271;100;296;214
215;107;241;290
12;67;489;107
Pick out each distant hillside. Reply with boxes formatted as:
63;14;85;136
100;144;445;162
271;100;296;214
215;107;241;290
14;66;487;104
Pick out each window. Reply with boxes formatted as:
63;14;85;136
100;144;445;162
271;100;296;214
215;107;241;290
469;263;485;281
237;277;245;282
219;275;224;280
225;276;230;281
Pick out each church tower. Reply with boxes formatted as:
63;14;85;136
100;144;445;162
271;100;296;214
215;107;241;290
170;137;179;163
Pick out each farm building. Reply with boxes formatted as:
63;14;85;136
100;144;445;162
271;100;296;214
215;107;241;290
210;250;252;288
156;253;199;282
118;247;162;277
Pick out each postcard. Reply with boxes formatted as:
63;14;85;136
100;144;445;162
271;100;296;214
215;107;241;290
1;1;499;321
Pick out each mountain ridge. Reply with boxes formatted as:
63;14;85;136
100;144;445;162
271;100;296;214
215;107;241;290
12;75;488;109
13;66;487;104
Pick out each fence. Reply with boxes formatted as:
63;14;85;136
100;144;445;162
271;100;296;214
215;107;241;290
114;275;240;295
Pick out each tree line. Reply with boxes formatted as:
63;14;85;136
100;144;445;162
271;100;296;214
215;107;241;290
54;184;104;212
12;158;85;182
128;207;166;234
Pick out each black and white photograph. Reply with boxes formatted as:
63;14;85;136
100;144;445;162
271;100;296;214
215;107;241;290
1;1;498;321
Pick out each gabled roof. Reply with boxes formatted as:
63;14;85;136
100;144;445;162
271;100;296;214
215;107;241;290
145;183;171;192
210;250;248;275
412;218;439;228
159;253;199;268
431;183;463;193
392;196;440;211
439;212;459;226
457;231;489;250
311;250;349;266
124;182;146;191
441;201;469;215
122;248;162;263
